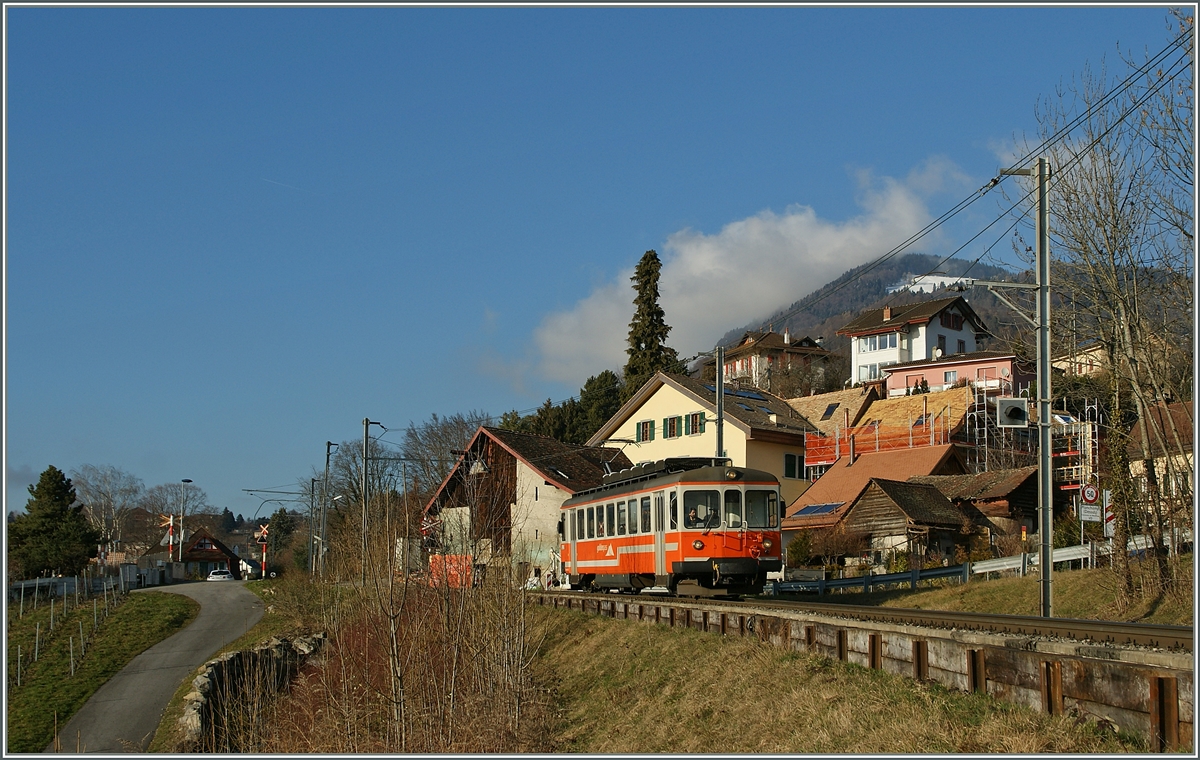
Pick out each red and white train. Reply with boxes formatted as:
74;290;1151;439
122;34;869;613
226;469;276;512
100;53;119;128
558;457;783;596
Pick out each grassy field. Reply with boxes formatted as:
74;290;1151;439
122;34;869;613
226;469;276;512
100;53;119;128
532;605;1149;754
6;590;199;753
774;556;1193;625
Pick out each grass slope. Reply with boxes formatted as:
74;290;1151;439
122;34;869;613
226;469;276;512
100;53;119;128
775;559;1193;626
6;591;199;753
533;606;1147;754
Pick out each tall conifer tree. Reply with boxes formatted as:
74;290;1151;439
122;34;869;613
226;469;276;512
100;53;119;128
623;250;683;399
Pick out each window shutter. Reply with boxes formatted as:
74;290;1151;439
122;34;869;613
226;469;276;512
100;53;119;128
663;417;669;437
649;421;655;441
684;414;691;435
675;416;683;437
699;412;706;433
635;423;642;443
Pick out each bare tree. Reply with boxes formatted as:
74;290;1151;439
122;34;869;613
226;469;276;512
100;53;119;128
69;464;144;552
400;411;493;496
1018;18;1194;593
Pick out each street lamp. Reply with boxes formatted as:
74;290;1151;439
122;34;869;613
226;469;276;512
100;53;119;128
179;479;193;563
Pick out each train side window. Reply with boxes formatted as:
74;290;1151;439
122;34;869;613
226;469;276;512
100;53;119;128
587;507;595;539
725;490;742;528
607;503;615;535
576;509;584;540
629;500;638;535
617;502;627;535
769;491;778;528
596;505;605;537
670;491;678;529
683;490;720;529
640;497;651;533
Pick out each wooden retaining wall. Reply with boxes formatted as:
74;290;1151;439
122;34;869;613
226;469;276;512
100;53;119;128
536;594;1193;752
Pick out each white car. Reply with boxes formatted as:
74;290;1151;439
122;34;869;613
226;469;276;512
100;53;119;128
207;569;234;581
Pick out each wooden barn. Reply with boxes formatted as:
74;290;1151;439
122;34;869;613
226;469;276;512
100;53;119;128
841;478;979;565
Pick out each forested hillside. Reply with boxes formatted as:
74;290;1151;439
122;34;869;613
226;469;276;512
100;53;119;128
718;253;1024;355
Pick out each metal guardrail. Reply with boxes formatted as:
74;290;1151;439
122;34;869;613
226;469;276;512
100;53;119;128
773;530;1192;596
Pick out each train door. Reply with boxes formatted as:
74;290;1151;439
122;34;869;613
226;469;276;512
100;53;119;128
568;508;578;576
653;491;666;577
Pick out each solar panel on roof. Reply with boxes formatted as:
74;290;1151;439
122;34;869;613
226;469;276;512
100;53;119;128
796;502;842;516
737;403;754;411
757;406;774;415
734;389;767;400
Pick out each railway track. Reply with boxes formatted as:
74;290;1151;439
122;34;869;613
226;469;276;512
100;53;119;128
746;598;1194;652
543;591;1194;651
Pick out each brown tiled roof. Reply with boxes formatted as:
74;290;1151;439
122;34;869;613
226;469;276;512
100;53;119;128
854;386;973;433
723;331;831;360
1126;401;1194;459
482;427;632;492
781;443;968;529
785;386;879;436
909;466;1037;501
836;296;987;337
668;373;816;435
867;479;966;528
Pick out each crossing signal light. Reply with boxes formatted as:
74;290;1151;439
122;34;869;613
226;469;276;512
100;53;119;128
997;398;1028;428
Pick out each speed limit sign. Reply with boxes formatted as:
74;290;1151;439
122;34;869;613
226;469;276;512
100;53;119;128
1082;483;1099;504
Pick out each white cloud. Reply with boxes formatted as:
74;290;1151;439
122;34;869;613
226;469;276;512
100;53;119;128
532;158;966;388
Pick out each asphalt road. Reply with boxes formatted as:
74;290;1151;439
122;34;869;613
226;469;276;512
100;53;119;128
45;580;264;754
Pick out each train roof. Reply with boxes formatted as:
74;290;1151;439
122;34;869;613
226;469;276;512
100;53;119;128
563;457;779;506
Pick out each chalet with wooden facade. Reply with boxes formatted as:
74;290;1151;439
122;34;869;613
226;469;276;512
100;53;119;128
424;427;631;585
841;479;979;564
909;466;1039;537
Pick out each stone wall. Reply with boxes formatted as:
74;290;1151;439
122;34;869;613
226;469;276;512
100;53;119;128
176;633;326;752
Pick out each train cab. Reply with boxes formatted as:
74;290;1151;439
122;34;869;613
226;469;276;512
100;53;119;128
558;457;783;596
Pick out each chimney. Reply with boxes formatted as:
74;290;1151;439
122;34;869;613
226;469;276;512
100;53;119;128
883;306;892;321
848;435;857;464
783;327;790;345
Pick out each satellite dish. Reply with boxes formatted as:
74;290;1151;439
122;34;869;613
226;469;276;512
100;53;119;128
1001;367;1011;377
933;348;943;359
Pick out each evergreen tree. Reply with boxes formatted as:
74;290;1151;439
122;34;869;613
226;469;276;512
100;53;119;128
219;507;237;534
267;507;296;556
8;466;101;578
578;370;623;439
623;250;684;400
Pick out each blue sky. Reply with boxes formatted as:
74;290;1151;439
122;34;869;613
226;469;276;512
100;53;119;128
4;5;1181;517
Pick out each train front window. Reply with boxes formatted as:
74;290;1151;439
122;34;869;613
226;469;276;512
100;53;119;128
683;490;720;529
670;491;678;530
617;502;627;535
725;490;742;528
746;490;778;528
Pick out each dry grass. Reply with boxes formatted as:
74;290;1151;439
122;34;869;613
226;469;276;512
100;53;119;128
780;555;1193;626
534;606;1147;754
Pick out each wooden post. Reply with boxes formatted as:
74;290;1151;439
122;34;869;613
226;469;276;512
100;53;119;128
836;630;848;661
805;625;816;651
869;634;882;669
913;640;929;680
968;649;987;693
1149;676;1179;752
1040;660;1063;715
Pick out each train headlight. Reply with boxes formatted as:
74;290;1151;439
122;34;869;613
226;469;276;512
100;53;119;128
725;468;740;480
692;539;704;550
762;538;774;551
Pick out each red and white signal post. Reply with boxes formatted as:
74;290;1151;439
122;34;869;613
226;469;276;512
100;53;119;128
256;525;269;575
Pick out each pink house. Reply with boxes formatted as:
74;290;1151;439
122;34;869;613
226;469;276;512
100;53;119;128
880;351;1034;398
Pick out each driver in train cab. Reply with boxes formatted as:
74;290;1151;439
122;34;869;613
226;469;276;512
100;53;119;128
686;507;699;528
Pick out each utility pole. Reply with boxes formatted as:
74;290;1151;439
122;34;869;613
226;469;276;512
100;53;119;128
715;345;725;460
362;419;382;586
308;478;317;575
320;441;337;577
974;157;1054;618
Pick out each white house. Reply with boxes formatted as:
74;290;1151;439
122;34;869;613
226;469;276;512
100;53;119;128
836;296;989;387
